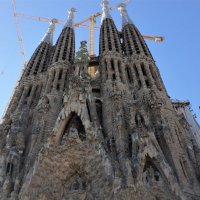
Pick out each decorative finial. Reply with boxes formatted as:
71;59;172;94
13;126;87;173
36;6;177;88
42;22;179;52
117;3;133;27
64;8;76;28
101;0;112;24
41;18;57;44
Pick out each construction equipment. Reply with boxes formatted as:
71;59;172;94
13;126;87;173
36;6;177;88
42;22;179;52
142;35;164;42
11;0;164;62
11;0;27;67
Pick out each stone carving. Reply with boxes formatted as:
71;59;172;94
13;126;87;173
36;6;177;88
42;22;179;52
61;126;81;146
37;96;50;113
69;175;87;192
143;165;162;187
131;132;140;157
135;113;144;128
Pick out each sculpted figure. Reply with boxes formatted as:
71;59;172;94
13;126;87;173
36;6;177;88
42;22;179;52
135;113;143;128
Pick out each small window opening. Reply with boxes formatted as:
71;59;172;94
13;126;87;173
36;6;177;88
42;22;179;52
141;63;147;76
6;163;14;176
26;86;32;97
126;67;133;83
145;79;150;88
58;69;63;80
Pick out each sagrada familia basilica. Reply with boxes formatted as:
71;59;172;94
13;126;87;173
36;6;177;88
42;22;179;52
0;1;200;199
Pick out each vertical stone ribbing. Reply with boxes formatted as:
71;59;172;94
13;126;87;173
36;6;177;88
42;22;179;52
51;27;75;64
99;18;122;55
23;20;56;77
26;43;52;76
122;25;152;58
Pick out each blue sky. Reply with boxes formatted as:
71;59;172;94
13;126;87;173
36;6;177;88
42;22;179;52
0;0;200;123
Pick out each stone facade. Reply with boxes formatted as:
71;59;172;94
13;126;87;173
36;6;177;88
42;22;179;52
0;2;200;200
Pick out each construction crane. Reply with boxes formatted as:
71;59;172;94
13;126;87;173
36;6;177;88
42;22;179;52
142;35;164;42
10;0;27;67
11;0;164;62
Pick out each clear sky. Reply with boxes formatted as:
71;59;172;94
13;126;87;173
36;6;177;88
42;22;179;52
0;0;200;123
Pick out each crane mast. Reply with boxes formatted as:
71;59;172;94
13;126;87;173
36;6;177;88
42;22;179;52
89;17;95;56
10;0;27;67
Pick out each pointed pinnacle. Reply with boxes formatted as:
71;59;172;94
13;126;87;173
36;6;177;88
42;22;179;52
101;0;112;24
41;18;57;44
64;8;76;28
117;3;133;27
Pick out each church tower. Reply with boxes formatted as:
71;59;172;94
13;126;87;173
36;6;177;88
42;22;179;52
0;1;200;200
0;18;56;199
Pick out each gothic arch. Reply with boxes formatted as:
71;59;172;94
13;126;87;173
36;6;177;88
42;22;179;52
60;112;86;144
52;101;92;145
54;111;83;144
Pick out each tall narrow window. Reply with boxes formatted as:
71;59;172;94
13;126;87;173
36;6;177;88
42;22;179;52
145;79;150;88
112;74;116;81
118;60;123;82
58;69;63;80
141;63;147;76
6;163;14;176
134;64;139;79
26;86;32;97
111;59;115;71
95;100;103;127
128;134;132;158
126;66;133;83
134;64;141;89
86;100;92;122
104;60;108;79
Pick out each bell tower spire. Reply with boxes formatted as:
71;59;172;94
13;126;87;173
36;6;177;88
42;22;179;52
23;19;56;77
99;0;122;55
117;3;166;92
118;3;151;58
51;8;76;64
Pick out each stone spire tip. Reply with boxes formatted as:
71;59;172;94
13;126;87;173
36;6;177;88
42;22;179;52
101;0;112;24
41;18;57;45
64;8;76;28
117;3;133;27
